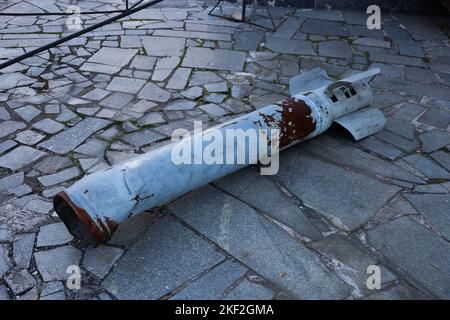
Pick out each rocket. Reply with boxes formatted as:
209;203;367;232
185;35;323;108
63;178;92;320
54;67;385;245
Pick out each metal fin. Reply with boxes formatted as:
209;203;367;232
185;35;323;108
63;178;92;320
290;68;332;96
339;67;380;84
334;107;386;141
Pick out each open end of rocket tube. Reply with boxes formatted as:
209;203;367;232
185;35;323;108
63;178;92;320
53;192;106;246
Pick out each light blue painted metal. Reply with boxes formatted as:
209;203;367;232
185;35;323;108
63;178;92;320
54;68;383;244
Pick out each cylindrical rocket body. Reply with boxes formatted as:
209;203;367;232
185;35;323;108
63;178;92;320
54;82;373;244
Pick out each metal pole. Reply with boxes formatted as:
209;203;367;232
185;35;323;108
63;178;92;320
0;0;164;70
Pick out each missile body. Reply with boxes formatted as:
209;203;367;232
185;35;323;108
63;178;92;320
54;68;384;245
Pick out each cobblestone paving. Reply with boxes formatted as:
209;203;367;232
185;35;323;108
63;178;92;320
0;0;450;300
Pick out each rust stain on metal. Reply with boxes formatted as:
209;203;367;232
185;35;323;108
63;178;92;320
54;191;107;245
275;97;316;148
259;112;277;126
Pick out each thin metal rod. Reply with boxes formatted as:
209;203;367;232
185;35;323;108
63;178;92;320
208;0;277;31
0;0;141;16
0;10;125;16
130;0;146;10
0;0;164;70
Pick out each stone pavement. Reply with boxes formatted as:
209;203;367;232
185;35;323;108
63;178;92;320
0;0;450;300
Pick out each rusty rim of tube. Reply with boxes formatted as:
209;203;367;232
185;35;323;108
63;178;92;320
53;191;107;246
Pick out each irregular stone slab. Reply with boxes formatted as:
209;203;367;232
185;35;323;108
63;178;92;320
413;184;448;194
138;82;171;102
165;99;197;111
385;117;415;140
0;120;26;138
199;103;227;117
215;167;322;241
274;149;400;231
0;72;34;90
99;92;133;110
74;139;107;157
419;130;450;153
82;88;110;101
371;76;450;100
80;63;121;74
36;223;73;247
234;30;264;51
40;281;65;299
141;36;186;57
181;86;203;100
34;246;82;282
319;40;352;59
0;140;17;155
182;47;246;72
0;146;46;170
0;285;9;300
310;235;393;297
223;279;275;300
0;172;24;191
152;57;180;81
431;151;450;172
82;245;123;279
166;67;191;90
301;19;348;36
405;194;450;240
189;71;222;86
32;119;65;134
364;283;428;300
186;22;236;34
370;53;427;68
13;233;35;269
4;269;36;295
15;130;45;146
358;136;403;160
295;134;424;183
171;260;247;300
352;37;390;48
138;112;166;126
130;55;157;70
122;129;165;147
87;47;138;67
0;202;47;234
265;35;315;55
34;156;72;174
403;154;450;180
108;211;157;248
38;118;111;154
153;29;231;41
367;217;450;299
0;245;11;278
205;82;228;93
103;216;224;299
106;77;146;94
170;186;350;299
418;108;450;129
0;229;13;242
296;9;343;21
14;105;41;122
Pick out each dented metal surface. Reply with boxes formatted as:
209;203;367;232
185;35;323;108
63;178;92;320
54;68;384;245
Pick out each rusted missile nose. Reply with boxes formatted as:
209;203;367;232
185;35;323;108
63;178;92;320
53;192;107;246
